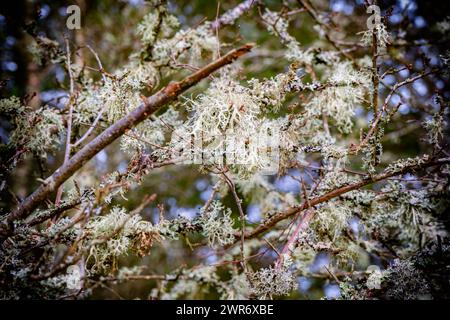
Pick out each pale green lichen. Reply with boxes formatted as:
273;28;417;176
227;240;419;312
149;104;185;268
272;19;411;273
0;97;64;158
197;201;236;248
249;257;296;299
84;207;161;274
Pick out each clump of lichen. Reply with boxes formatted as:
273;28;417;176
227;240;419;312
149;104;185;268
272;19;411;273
196;201;236;248
84;207;161;274
381;239;450;299
249;257;296;299
0;97;63;158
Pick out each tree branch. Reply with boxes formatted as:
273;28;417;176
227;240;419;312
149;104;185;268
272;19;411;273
232;156;450;243
1;43;254;238
210;0;258;30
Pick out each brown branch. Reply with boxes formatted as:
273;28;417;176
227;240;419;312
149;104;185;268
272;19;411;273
0;43;254;239
101;274;188;282
26;197;82;227
232;156;450;243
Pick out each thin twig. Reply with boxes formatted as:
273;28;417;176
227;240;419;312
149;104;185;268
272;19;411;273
55;38;76;207
221;171;248;274
73;45;108;148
